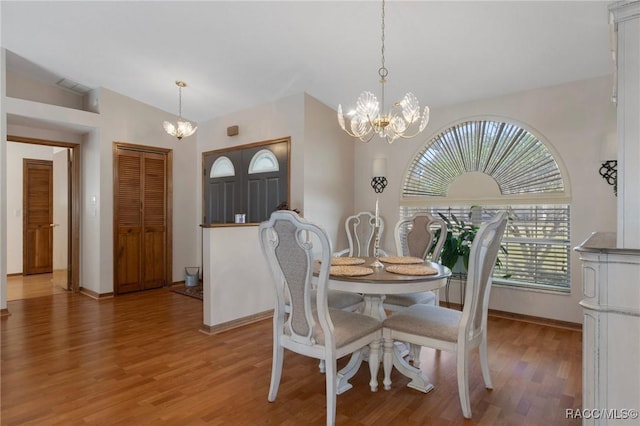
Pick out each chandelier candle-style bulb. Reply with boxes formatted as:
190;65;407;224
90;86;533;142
338;0;429;143
163;80;197;140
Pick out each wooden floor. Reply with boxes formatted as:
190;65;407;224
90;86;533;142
6;271;69;301
0;289;582;425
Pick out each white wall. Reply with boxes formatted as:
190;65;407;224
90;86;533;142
354;75;617;324
196;93;305;279
203;226;273;326
197;93;355;253
5;70;84;111
303;94;355;251
197;93;355;327
197;92;305;213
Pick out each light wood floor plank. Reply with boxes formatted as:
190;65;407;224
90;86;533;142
1;288;581;425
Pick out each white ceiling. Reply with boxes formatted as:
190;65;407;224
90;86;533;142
1;1;614;124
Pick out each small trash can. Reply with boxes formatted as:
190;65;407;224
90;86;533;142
184;267;200;287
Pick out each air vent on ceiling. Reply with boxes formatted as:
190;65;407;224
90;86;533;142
56;78;91;95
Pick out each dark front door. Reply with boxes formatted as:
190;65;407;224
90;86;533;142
203;150;243;224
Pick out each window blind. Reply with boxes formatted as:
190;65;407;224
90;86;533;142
399;205;571;292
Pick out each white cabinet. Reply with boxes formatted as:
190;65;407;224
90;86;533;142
575;232;640;425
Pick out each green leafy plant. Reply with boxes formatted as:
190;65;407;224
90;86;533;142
436;212;477;271
433;209;509;274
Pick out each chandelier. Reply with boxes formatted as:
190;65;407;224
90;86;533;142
163;80;197;140
337;0;429;144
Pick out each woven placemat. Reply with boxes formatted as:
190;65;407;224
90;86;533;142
386;264;438;276
380;256;424;264
330;257;366;266
330;265;374;277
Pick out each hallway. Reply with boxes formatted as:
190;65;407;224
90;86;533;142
6;271;69;301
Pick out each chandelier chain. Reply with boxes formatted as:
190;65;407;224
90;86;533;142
163;80;197;140
379;0;387;111
379;0;387;82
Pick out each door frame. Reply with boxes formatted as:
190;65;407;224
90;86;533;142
113;142;173;294
7;135;80;293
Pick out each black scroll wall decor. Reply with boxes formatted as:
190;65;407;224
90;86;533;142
599;160;617;196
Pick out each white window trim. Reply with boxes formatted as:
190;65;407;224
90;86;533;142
210;156;235;178
248;149;279;174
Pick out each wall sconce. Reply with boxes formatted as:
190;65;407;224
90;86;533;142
371;158;388;193
599;133;617;196
599;160;617;196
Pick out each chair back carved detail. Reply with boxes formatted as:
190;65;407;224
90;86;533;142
394;213;447;261
337;211;383;257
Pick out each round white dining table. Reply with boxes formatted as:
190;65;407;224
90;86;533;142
314;257;452;394
325;258;451;321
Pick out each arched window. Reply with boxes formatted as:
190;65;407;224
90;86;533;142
248;149;279;174
401;119;570;292
210;156;235;178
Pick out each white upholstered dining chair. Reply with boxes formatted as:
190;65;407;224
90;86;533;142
259;210;383;426
381;211;508;419
383;213;448;311
334;211;386;258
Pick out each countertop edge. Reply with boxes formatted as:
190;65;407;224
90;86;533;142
574;231;640;255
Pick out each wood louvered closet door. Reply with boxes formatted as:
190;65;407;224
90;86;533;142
114;146;170;295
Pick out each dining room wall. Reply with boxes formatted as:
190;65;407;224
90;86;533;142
352;75;617;324
302;94;355;252
196;92;354;252
196;93;355;327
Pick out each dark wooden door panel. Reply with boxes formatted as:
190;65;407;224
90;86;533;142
117;152;142;227
116;229;142;293
115;150;142;294
142;153;166;289
143;229;166;289
115;147;168;294
25;228;53;273
24;160;53;275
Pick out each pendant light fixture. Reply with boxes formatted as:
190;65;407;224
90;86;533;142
337;0;429;143
163;80;197;140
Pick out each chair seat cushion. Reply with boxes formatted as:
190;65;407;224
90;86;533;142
383;291;436;308
313;309;381;347
324;290;364;310
383;304;462;343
